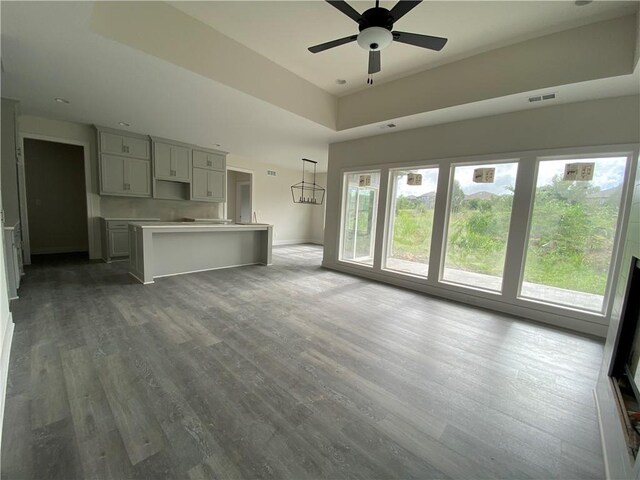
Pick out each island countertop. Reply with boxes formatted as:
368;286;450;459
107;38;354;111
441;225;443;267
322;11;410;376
128;222;272;230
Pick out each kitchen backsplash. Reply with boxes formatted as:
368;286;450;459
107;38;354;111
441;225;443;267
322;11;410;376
100;196;223;221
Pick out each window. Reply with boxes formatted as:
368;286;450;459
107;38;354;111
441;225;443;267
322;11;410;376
519;156;628;312
442;162;519;292
384;167;439;277
340;171;380;265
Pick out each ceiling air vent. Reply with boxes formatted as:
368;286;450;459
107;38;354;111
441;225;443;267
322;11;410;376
528;93;556;103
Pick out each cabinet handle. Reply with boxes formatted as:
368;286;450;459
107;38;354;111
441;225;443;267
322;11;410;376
207;160;212;167
207;191;212;197
170;169;176;176
122;145;130;153
124;183;130;190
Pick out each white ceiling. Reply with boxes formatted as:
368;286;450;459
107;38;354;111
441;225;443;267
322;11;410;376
171;0;639;95
0;2;335;169
1;1;638;173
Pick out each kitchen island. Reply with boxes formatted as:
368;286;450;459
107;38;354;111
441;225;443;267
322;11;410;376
128;222;273;284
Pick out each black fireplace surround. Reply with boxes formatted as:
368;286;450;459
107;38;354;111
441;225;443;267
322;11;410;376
610;256;640;456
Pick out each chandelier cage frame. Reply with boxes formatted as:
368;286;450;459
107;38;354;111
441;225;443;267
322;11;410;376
291;158;325;205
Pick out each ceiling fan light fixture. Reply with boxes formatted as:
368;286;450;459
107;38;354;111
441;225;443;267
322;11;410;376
357;27;393;51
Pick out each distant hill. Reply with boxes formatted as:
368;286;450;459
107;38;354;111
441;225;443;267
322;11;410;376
465;191;497;201
587;185;622;201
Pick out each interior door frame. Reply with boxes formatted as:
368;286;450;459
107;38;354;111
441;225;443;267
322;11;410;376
225;165;253;222
235;180;251;223
17;134;97;264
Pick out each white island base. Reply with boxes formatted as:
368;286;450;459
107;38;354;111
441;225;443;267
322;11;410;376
128;222;273;284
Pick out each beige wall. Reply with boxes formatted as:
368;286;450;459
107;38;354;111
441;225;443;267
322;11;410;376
596;157;640;479
19;115;101;258
0;99;16;445
310;172;327;244
227;155;320;244
1;99;20;226
24;139;89;254
337;15;638;130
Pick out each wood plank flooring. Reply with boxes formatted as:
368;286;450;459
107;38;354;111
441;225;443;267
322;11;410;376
2;245;605;479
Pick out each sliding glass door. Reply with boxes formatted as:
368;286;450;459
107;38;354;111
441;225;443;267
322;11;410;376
340;171;380;266
519;156;628;312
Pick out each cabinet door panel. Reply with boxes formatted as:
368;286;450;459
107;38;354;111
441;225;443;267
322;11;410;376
126;159;151;197
109;230;129;257
123;137;150;159
101;132;124;155
153;142;172;179
192;167;210;201
208;170;226;202
193;150;225;171
101;132;149;159
172;146;191;181
101;155;125;194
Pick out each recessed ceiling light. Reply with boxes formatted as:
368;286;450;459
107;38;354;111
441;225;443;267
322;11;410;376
54;97;70;104
336;79;347;85
118;122;130;127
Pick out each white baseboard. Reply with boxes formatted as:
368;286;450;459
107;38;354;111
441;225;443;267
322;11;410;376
273;239;319;246
31;246;89;255
594;389;611;480
0;315;15;458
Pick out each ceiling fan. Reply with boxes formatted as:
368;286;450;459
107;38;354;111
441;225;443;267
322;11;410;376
308;0;448;84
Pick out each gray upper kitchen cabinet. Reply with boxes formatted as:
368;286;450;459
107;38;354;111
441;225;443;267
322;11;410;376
100;154;151;197
96;126;152;198
192;167;226;203
152;139;191;182
191;147;227;203
100;131;150;159
193;149;225;171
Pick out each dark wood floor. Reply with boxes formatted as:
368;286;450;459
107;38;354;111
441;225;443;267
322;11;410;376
2;245;604;479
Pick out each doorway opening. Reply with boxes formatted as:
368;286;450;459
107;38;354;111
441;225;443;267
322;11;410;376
226;168;253;223
22;139;90;261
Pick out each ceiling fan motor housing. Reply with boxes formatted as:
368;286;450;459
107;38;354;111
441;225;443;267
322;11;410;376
357;26;393;51
357;7;394;51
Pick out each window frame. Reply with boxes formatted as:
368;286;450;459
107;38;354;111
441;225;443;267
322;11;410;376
438;157;521;294
330;145;638;335
337;168;382;268
516;151;636;315
382;164;441;279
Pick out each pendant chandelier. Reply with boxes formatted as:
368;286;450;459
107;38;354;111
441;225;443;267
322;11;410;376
291;158;325;205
